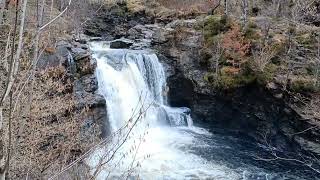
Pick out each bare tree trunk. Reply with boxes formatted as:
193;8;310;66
273;0;281;17
224;0;228;16
215;41;222;77
0;0;5;24
210;0;221;15
0;0;19;179
284;30;293;90
0;0;28;178
316;36;320;87
242;0;249;28
0;0;6;24
3;29;12;73
27;0;45;117
0;107;4;180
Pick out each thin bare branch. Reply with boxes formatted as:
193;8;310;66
39;0;72;32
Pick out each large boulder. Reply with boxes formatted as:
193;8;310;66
71;47;90;61
37;41;72;70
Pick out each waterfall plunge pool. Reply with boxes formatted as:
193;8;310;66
87;41;318;180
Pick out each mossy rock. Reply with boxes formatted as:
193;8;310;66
270;41;286;56
207;66;256;89
255;64;278;84
204;72;216;84
199;48;213;68
295;33;317;48
289;78;319;93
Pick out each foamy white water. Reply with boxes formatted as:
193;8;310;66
87;42;240;180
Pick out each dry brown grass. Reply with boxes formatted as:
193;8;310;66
158;0;218;13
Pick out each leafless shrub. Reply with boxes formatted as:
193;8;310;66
251;46;276;72
254;131;320;175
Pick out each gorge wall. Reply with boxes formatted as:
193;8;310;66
81;2;320;165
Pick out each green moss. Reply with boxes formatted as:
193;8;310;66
290;79;319;93
244;21;261;41
205;67;256;89
248;21;258;29
270;42;286;56
256;64;277;84
288;24;296;35
204;35;221;47
205;61;278;90
244;28;260;41
199;49;213;68
220;74;255;89
202;15;231;45
306;64;317;76
204;73;216;84
295;33;317;48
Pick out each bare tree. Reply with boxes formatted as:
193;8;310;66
224;0;228;16
241;0;249;28
0;0;5;24
315;35;320;87
284;24;295;90
252;47;275;72
254;131;320;175
0;0;19;179
272;0;282;17
213;40;223;78
1;0;75;179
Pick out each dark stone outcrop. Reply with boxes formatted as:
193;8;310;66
37;42;71;70
71;47;91;61
74;75;109;137
83;3;154;39
110;39;133;49
70;44;109;137
37;40;108;138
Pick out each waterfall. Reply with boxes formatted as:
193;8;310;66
93;44;192;131
88;42;239;180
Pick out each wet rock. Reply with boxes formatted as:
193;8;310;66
295;136;320;156
82;75;99;93
74;74;108;137
127;24;160;40
69;41;108;138
266;82;278;90
110;39;134;49
71;47;90;61
167;73;195;108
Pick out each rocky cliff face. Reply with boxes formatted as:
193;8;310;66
82;3;320;159
38;39;108;139
151;20;320;157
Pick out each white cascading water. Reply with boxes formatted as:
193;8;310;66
88;42;240;179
